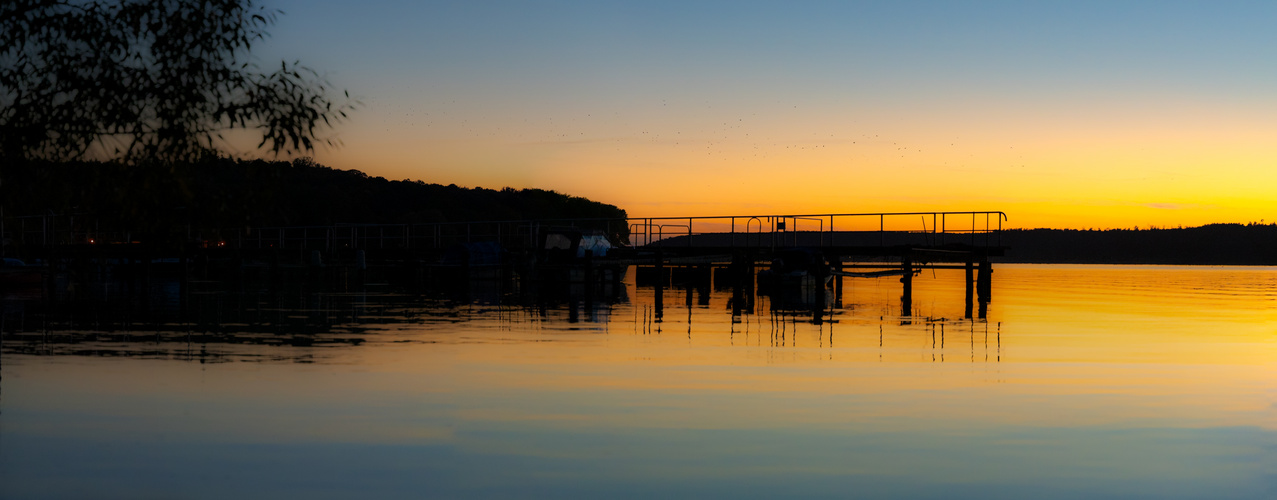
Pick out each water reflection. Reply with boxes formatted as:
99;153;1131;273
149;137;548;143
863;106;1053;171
2;265;1275;499
0;264;1014;367
2;269;639;360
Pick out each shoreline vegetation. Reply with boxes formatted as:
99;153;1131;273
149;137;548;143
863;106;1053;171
3;158;1275;265
1;157;626;241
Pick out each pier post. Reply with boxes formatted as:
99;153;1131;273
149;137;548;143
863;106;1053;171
684;267;695;309
830;252;843;305
964;259;974;319
696;265;711;307
976;260;992;303
654;249;664;322
744;249;756;313
811;280;826;325
900;257;913;317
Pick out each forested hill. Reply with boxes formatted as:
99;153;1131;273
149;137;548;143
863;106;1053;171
2;158;626;230
1000;225;1277;265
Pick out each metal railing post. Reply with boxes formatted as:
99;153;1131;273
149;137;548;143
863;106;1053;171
969;215;976;246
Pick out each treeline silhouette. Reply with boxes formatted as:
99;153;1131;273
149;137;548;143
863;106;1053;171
2;157;626;243
1000;225;1277;265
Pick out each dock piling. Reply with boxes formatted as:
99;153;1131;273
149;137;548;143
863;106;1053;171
900;257;913;317
965;259;975;319
977;260;992;304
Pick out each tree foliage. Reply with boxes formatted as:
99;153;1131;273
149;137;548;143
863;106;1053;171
1;0;355;163
5;158;629;246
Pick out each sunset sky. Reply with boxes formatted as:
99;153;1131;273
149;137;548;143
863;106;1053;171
254;0;1276;229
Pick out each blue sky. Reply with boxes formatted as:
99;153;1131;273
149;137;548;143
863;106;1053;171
251;1;1277;227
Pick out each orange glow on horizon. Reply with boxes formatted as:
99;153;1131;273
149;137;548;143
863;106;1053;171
280;72;1276;231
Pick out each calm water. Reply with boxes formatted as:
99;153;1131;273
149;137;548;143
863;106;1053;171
1;265;1274;499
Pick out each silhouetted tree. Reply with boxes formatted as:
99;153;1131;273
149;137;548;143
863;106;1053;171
0;0;355;163
5;158;630;248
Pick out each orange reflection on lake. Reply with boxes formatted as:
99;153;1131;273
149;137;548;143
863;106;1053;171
1;265;1274;498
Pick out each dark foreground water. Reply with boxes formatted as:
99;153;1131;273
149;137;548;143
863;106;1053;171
1;265;1274;499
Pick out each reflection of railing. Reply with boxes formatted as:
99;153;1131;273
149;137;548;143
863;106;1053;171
626;212;1007;249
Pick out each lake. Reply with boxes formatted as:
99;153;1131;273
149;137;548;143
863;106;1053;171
1;264;1274;499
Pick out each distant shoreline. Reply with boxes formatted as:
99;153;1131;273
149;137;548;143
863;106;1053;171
996;226;1277;266
649;225;1277;266
990;262;1277;268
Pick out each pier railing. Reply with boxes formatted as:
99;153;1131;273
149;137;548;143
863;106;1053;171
627;212;1007;250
